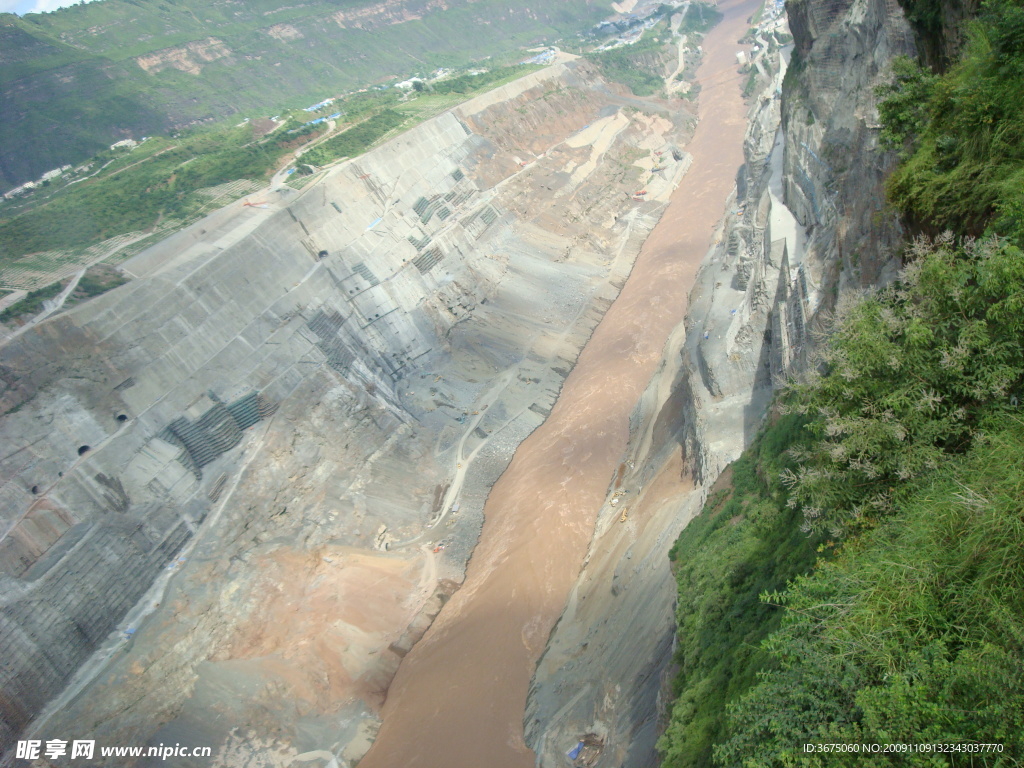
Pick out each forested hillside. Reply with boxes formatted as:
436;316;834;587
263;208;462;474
658;1;1024;765
0;0;605;190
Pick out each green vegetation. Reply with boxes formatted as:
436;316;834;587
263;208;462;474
586;3;721;97
0;61;538;264
429;64;533;95
749;0;767;27
659;414;818;768
0;281;65;323
678;2;725;36
881;1;1024;240
301;109;408;166
659;4;1024;765
742;70;759;98
717;418;1024;766
66;265;129;306
0;124;290;260
1;0;609;191
588;48;663;97
781;236;1024;538
277;64;537;167
0;265;127;324
660;234;1024;768
587;20;675;97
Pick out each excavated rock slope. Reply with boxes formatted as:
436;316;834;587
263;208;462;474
0;0;916;763
0;60;698;765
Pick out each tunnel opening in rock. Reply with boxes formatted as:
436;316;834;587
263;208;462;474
31;485;39;494
77;445;90;456
117;414;128;422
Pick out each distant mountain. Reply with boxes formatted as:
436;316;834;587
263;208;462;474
0;0;605;191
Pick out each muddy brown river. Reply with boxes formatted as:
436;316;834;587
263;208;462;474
359;2;760;765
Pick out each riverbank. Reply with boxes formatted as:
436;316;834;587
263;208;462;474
358;1;762;765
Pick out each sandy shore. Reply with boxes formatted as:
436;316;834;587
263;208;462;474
358;2;760;765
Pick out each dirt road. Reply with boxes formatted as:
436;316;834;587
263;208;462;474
358;2;760;765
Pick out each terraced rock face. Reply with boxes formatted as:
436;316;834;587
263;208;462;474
0;60;698;764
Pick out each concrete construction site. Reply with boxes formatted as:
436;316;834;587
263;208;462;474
0;0;888;759
0;46;702;766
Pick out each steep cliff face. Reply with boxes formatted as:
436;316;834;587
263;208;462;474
658;0;918;760
893;0;977;69
524;0;921;765
676;0;917;463
781;0;915;318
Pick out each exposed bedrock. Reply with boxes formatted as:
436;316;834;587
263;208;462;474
0;0;919;759
524;0;916;764
782;0;915;308
0;61;698;763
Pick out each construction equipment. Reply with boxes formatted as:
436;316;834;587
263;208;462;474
243;200;269;209
619;507;629;523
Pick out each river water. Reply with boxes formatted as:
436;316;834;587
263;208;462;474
359;1;760;764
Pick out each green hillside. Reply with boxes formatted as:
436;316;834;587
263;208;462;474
0;61;535;269
0;0;606;190
658;1;1024;765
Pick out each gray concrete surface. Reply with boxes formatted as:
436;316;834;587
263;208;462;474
0;58;696;765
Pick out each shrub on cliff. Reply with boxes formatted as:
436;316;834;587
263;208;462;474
780;234;1024;538
715;419;1024;767
659;235;1024;768
882;0;1024;240
658;413;819;768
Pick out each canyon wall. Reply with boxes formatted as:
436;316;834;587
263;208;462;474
524;0;917;764
0;0;922;760
0;60;699;765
